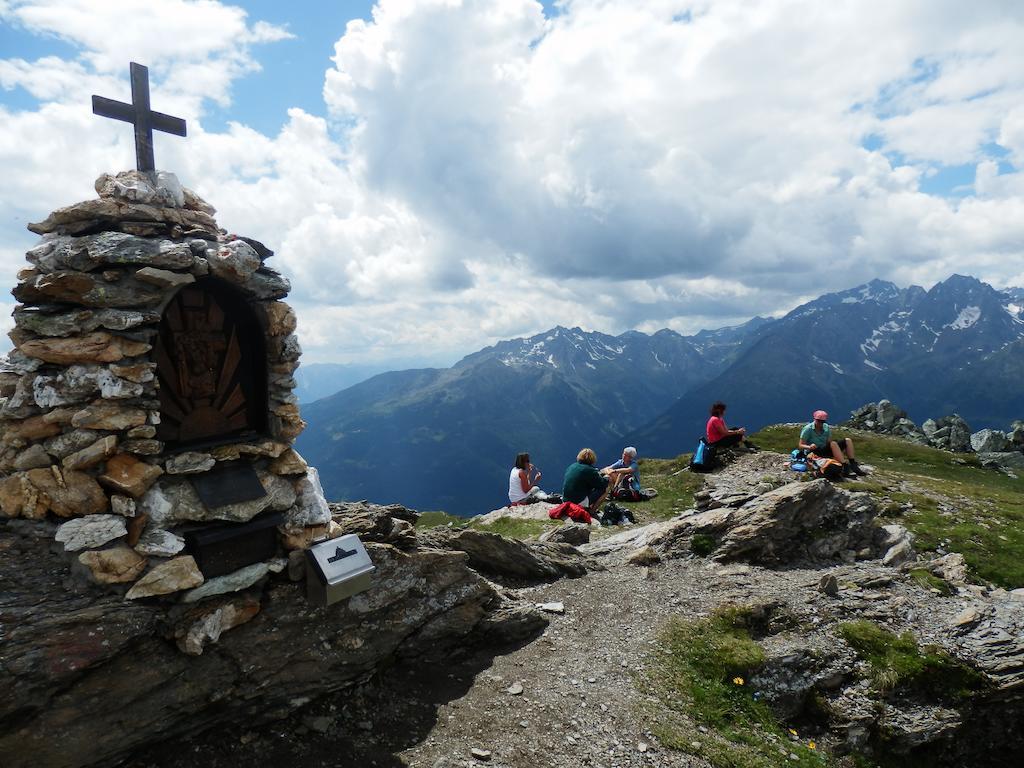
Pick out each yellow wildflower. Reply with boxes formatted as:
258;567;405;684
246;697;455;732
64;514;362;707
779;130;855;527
809;741;816;750
732;676;744;685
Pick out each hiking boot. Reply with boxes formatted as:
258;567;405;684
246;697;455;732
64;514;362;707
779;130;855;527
849;459;867;476
744;441;760;453
842;463;854;478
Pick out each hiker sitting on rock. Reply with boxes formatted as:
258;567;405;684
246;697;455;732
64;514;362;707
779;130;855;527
601;446;641;498
706;401;757;452
508;452;547;505
798;410;865;477
562;448;609;514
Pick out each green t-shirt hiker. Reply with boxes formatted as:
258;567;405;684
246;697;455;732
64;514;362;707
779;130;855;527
798;409;866;477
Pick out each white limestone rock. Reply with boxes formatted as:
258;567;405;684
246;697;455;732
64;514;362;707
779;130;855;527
55;515;127;552
134;528;185;557
284;467;331;529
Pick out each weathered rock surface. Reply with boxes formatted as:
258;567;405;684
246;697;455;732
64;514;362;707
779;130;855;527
0;521;547;768
419;528;596;581
538;521;591;546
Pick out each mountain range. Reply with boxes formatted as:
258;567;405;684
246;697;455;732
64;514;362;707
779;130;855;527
295;274;1024;515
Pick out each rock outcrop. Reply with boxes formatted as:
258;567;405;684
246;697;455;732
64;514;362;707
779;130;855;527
846;401;1024;472
0;503;547;768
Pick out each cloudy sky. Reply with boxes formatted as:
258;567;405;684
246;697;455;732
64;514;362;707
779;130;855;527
2;0;1023;368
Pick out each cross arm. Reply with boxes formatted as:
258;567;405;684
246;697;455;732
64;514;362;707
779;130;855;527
92;95;135;123
151;110;187;137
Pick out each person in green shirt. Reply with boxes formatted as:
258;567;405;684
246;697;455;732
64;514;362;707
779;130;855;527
798;409;865;477
562;447;610;513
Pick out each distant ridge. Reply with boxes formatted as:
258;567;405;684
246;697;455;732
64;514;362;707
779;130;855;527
297;275;1024;514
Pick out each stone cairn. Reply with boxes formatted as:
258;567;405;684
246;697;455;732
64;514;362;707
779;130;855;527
0;170;332;604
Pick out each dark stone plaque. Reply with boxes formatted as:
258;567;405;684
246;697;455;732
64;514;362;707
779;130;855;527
190;462;267;509
183;511;284;578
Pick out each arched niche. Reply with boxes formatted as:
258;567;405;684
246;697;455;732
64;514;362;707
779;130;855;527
154;278;268;448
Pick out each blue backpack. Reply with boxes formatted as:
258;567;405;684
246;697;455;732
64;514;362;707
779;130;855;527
790;449;808;472
689;437;716;473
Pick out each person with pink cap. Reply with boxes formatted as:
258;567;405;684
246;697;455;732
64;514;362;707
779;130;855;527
798;410;865;477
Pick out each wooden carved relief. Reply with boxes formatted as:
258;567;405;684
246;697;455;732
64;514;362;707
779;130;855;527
155;281;266;446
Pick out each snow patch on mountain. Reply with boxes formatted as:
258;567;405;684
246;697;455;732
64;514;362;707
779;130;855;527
813;355;844;374
863;358;885;371
945;306;981;331
859;316;907;355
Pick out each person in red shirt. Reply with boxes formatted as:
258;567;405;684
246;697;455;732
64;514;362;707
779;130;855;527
705;401;757;451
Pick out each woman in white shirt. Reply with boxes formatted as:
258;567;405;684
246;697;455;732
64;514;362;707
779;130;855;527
508;452;546;504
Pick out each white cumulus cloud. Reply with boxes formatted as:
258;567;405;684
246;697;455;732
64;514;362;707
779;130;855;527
0;0;1022;367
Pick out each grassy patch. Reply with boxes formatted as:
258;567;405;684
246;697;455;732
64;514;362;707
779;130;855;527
908;568;953;596
630;455;706;521
647;607;827;767
837;620;984;699
751;426;1024;588
415;510;466;529
416;510;562;539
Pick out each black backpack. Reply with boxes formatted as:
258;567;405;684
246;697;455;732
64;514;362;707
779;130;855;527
689;437;716;473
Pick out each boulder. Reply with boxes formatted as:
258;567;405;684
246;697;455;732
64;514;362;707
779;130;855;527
971;429;1012;453
876;399;901;429
125;556;204;600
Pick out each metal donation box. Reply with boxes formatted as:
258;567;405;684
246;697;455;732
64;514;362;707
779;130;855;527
305;534;375;607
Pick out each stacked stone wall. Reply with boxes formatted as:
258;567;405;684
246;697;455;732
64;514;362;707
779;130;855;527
0;170;335;620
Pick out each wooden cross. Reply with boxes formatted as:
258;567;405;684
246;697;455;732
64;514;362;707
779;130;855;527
92;62;187;173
